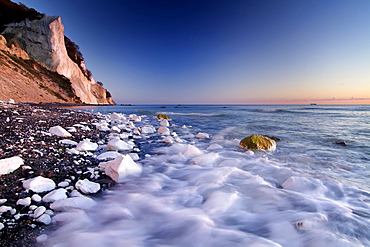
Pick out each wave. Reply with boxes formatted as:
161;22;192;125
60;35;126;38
256;108;289;113
159;111;225;117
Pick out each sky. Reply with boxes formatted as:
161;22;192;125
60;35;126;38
20;0;370;104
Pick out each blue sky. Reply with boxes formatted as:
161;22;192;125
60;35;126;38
20;0;370;104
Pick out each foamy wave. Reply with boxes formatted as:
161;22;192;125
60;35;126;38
258;108;287;113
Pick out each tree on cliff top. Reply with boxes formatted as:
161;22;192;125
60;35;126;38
64;36;93;81
0;0;43;32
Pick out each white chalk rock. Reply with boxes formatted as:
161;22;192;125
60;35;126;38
50;196;97;211
31;194;42;202
36;213;51;225
33;206;46;218
129;153;140;161
182;144;204;158
70;189;84;197
174;137;184;143
140;125;156;134
129;115;142;122
66;127;77;133
103;155;142;183
8;99;15;104
158;126;170;135
75;179;100;194
23;176;56;193
132;128;141;135
49;126;72;137
76;140;98;151
66;148;80;155
111;112;125;120
97;151;121;160
59;139;78;146
58;181;69;187
16;197;31;206
106;139;132;151
44;209;54;216
0;199;7;204
36;234;48;243
0;156;24;175
81;126;91;131
196;132;210;139
96;123;110;132
160;119;170;127
162;136;174;144
42;188;68;203
119;133;130;139
0;205;12;213
126;121;136;129
110;126;121;133
0;223;4;230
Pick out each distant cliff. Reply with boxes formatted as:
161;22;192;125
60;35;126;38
0;0;115;104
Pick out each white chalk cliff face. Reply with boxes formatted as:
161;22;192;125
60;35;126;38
2;15;114;104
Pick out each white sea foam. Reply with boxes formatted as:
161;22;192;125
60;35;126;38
46;105;370;246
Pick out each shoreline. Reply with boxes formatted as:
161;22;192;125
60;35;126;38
0;102;120;246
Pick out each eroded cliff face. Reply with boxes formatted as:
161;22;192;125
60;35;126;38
0;35;80;104
2;15;114;104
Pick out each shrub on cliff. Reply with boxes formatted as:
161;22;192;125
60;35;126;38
0;0;43;32
64;36;93;80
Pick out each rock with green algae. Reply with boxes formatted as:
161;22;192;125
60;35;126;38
157;114;171;120
239;134;276;151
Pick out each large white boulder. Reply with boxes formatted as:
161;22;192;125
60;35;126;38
42;188;68;203
75;179;100;194
49;126;72;137
50;196;97;211
76;140;98;151
102;155;142;183
160;119;170;127
158;126;170;135
23;176;56;193
140;125;156;134
106;138;133;151
0;156;24;175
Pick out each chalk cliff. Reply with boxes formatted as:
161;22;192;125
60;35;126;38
0;0;115;104
0;34;81;104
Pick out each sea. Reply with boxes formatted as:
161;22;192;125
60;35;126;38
48;104;370;247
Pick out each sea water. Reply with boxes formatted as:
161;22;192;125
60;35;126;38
48;105;370;246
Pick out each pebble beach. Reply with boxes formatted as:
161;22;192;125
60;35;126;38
0;103;120;246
